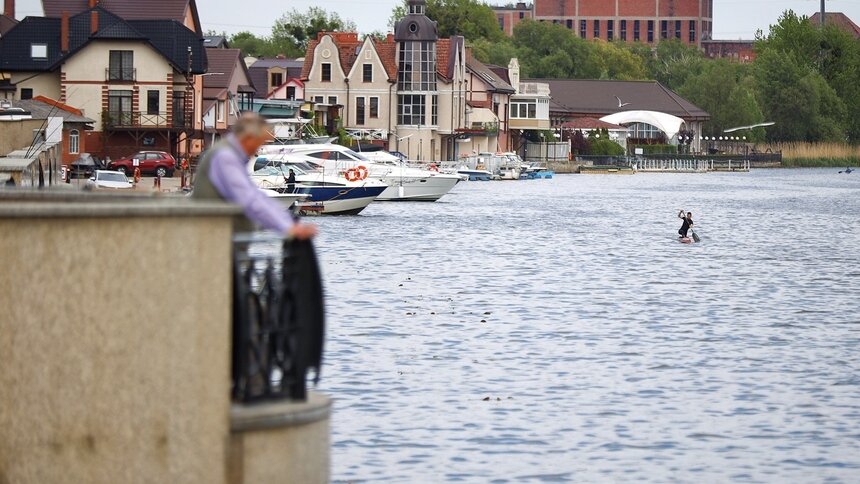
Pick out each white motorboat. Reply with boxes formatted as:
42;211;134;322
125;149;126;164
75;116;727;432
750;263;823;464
261;189;311;208
250;155;387;215
259;144;460;202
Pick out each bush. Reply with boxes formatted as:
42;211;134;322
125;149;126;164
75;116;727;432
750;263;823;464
631;144;678;155
589;139;625;156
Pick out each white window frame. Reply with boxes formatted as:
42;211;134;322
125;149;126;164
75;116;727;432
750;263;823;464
217;100;225;122
31;44;47;59
68;129;80;154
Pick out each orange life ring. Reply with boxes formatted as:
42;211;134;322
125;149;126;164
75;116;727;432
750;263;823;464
429;163;439;172
355;165;369;181
345;168;359;182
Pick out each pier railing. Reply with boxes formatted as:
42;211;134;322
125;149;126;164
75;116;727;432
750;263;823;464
231;234;325;403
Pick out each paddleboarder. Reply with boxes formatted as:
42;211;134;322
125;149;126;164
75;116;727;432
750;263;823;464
678;210;694;239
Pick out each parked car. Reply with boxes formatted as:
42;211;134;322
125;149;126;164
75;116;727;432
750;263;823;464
69;153;97;179
86;170;134;190
109;151;176;178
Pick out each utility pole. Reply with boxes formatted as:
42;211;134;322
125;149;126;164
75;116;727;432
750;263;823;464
820;0;826;28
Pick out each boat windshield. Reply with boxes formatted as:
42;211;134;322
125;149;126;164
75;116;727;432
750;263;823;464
254;163;310;176
342;148;369;162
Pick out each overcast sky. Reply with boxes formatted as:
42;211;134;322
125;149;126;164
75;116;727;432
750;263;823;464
12;0;860;40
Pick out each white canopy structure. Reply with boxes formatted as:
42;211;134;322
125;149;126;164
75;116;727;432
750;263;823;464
599;110;686;139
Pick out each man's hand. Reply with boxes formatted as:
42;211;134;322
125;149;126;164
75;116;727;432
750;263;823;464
288;223;318;240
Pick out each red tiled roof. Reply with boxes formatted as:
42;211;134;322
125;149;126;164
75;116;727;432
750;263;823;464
33;95;83;115
203;48;245;90
436;38;450;78
561;117;625;130
809;12;860;38
302;32;398;82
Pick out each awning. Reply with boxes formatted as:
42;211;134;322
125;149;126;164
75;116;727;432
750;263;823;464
600;110;686;139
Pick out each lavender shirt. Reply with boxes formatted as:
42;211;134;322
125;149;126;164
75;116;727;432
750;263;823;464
209;135;294;233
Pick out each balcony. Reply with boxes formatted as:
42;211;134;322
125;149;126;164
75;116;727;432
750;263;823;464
102;111;192;130
105;67;137;82
518;82;551;97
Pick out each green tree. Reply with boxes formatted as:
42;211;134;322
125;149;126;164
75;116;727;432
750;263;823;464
272;7;357;53
510;20;602;78
645;39;705;90
753;48;847;142
229;31;271;57
470;37;518;67
390;0;504;42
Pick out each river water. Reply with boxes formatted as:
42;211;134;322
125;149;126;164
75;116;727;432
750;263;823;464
307;169;860;482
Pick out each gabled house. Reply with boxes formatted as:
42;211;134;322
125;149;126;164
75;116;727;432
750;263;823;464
248;57;303;99
10;96;95;163
267;78;304;101
202;48;254;148
42;0;203;34
0;3;207;159
301;0;474;161
465;50;515;153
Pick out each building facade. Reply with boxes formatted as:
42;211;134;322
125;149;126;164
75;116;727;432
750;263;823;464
202;47;254;148
493;0;714;46
0;0;207;161
494;2;532;36
301;1;516;161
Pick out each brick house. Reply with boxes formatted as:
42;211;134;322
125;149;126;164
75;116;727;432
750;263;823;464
0;0;207;159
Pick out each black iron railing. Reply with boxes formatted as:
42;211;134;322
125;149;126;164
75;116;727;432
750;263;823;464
102;111;192;129
105;67;137;82
231;234;325;403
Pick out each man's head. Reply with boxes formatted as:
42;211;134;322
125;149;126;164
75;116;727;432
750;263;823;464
687;212;693;218
232;113;273;156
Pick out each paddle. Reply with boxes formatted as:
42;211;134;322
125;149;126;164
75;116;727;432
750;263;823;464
691;229;701;243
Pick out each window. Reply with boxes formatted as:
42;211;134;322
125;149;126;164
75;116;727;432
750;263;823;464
398;94;426;126
363;63;373;83
20;88;33;100
398;41;436;91
661;20;668;40
172;91;185;127
327;96;337;105
519;12;524;19
356;97;365;125
627;122;663;140
408;2;424;14
431;95;438;126
108;50;134;81
607;20;614;40
675;20;682;39
31;44;47;59
286;86;296;100
634;20;641;41
370;97;379;118
270;72;283;88
217;100;226;122
648;20;654;42
108;90;134;126
689;20;697;42
593;20;600;39
146;90;159;115
580;20;587;39
566;19;573;30
321;63;331;82
498;16;504;31
314;96;324;104
620;20;627;41
510;99;537;119
68;129;80;154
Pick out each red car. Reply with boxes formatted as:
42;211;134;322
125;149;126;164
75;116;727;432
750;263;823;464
110;151;176;177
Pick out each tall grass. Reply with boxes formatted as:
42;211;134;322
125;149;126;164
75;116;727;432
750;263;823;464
770;142;860;167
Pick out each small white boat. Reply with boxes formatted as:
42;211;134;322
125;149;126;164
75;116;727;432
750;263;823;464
259;144;461;202
250;156;387;215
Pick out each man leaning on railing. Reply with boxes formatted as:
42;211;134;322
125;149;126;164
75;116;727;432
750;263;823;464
192;113;317;239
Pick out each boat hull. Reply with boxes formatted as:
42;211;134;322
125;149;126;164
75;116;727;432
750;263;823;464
296;185;386;215
375;175;460;201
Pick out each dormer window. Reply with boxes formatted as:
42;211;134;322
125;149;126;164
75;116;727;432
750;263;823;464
321;63;332;82
31;44;47;59
409;4;424;15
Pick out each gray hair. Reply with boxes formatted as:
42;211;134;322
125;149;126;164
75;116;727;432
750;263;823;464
233;112;270;137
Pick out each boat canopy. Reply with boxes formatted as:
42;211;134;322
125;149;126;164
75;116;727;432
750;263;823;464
599;111;686;139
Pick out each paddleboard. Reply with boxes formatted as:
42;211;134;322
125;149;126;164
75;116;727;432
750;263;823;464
679;237;693;244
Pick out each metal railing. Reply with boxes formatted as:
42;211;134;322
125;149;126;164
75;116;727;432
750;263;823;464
231;234;325;403
105;67;137;82
102;111;192;129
